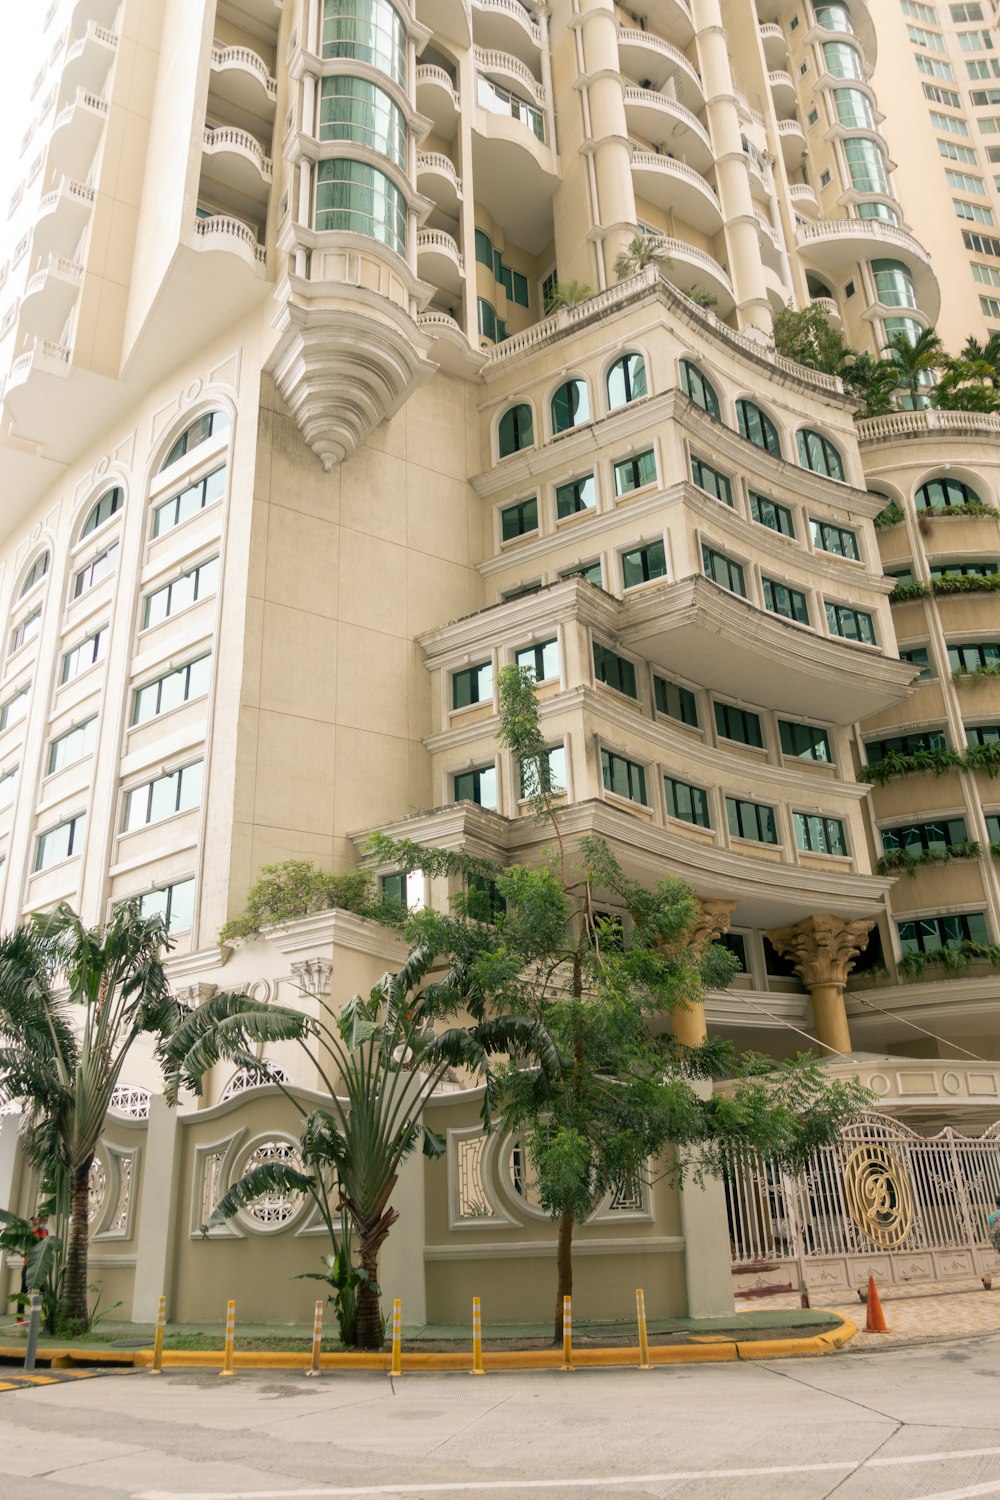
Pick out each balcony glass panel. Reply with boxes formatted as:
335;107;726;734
315;160;407;254
321;0;407;89
319;76;407;168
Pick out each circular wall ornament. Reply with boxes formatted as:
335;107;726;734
867;1072;891;1096
941;1071;962;1095
185;379;203;403
95;456;110;476
843;1143;914;1250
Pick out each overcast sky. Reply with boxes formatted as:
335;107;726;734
1;14;56;239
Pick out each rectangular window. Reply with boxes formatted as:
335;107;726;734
968;57;1000;77
515;639;558;682
0;766;17;808
981;294;1000;317
950;641;1000;671
779;719;832;761
453;764;497;808
556;474;596;518
500;497;538;541
519;743;566;796
715;701;764;747
35;811;86;871
560;560;603;587
826;601;876;644
967;723;1000;744
939;138;980;163
916;52;955;78
665;776;710;827
810;518;860;559
47;715;98;774
901;646;935;680
593;641;638;699
475;229;492;267
61;626;108;684
10;607;42;655
971;88;1000;103
132;653;212;725
703;545;747;597
987;813;1000;841
621;539;667;588
0;686;30;732
381;872;406;905
955;198;996;222
750;493;795;536
897;911;989;953
138;877;196;933
613;450;656;496
763;577;810;624
931;110;971;134
511;271;529;307
654;676;698;727
123;760;203;833
143;555;220;628
726;796;778;844
981;116;1000;132
793;812;847;854
951;2;984;17
601;748;647;804
452;661;493;710
690;455;733;506
882;816;968;853
946;167;988;192
908;23;946;48
866;728;947;762
923;82;962;105
902;0;938;20
973;262;1000;284
961;28;995;48
152;465;226;538
73;540;119;598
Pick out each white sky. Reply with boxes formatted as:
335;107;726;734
0;14;57;235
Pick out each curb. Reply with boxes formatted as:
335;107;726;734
0;1315;857;1372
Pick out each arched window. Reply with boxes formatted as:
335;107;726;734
81;486;123;539
797;428;845;480
498;403;534;457
19;552;49;598
551;379;590;434
680;360;720;420
737;399;781;457
607;352;647;411
916;477;983;509
160;410;231;472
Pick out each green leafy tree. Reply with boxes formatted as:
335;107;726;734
0;904;181;1330
882;326;945;409
932;358;1000;412
772;304;846;374
613;233;672;281
371;668;873;1341
219;860;388;944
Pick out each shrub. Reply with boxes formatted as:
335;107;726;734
219;860;386;943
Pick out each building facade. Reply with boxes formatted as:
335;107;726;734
1;0;1000;1320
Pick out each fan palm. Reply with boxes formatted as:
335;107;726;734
544;280;593;312
0;902;181;1328
167;943;557;1349
613;233;671;282
839;351;900;418
881;326;945;409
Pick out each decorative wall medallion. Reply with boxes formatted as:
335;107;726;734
844;1144;914;1250
185;379;203;403
941;1071;962;1096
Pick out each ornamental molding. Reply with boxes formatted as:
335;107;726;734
766;913;875;989
173;981;218;1010
290;957;334;996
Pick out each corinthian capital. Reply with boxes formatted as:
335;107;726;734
688;899;737;948
765;913;874;989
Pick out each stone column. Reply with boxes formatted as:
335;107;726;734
672;899;736;1047
131;1097;183;1323
578;0;638;283
765;914;874;1055
679;1080;735;1317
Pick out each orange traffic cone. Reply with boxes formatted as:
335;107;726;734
865;1275;890;1333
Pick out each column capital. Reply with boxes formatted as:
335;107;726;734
689;898;737;948
765;913;875;989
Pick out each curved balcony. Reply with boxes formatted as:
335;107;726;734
797;218;940;323
630;152;722;235
192;214;266;274
48;89;107;179
417;228;465;295
210;44;278;116
201;126;272;200
419;0;472;49
745;150;774;205
857;409;1000;444
416;65;460;139
71;0;119;32
754;210;783;273
616;0;694;45
622;87;713;173
471;0;541;65
19;254;83;339
811;295;842;328
33;178;94;257
617;28;704;113
758;21;788;68
3;338;72;430
768;69;796;113
777;116;806;166
416;152;462;215
62;20;118;96
473;45;544;105
660;236;734;317
789;181;819;215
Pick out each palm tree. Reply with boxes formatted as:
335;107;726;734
0;903;181;1329
961;331;1000;381
543;280;593;312
839;351;900;418
613;233;671;282
881;326;945;410
933;358;1000;412
167;944;556;1349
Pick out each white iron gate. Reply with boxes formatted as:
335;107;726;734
726;1112;1000;1297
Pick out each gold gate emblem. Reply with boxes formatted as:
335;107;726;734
843;1144;914;1249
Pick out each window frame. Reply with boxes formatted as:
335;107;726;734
736;398;782;458
726;795;779;844
797;428;846;480
679;360;721;420
606;351;648;411
497;403;534;459
600;747;648;805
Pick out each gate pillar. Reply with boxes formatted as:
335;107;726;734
671;899;736;1047
765;914;874;1055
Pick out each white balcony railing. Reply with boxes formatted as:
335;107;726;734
211;43;278;99
472;46;544;104
202;125;273;179
416;228;465;271
857;409;1000;442
193;214;266;265
472;0;542;45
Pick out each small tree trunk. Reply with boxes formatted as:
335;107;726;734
354;1237;384;1352
63;1157;94;1330
553;1207;574;1344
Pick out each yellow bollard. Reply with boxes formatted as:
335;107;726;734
219;1299;236;1378
305;1299;324;1378
149;1295;167;1375
636;1288;651;1370
471;1296;485;1376
389;1298;403;1377
560;1295;574;1371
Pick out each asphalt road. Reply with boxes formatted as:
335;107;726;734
4;1337;1000;1500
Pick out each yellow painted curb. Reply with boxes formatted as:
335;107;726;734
0;1315;856;1374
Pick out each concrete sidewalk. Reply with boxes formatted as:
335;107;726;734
737;1276;1000;1350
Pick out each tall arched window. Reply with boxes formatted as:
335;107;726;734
81;487;123;539
737;399;781;457
498;403;534;457
551;379;590;434
916;477;983;509
797;429;845;480
680;361;720;420
607;352;647;411
19;552;50;598
161;411;230;472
